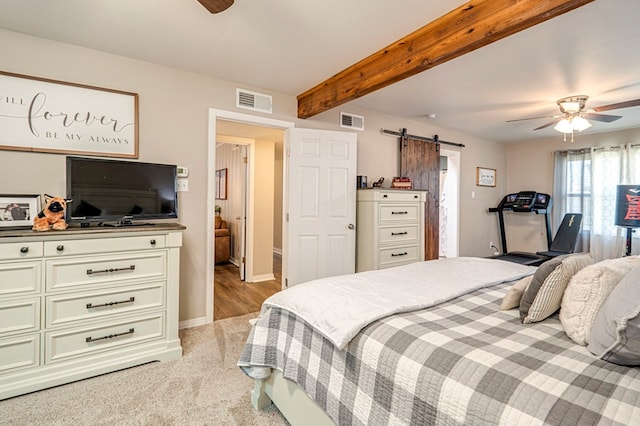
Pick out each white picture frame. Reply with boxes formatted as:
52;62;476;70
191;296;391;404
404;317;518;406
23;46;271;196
0;194;40;228
0;71;138;158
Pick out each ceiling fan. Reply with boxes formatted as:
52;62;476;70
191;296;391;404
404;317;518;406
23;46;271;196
507;95;640;140
197;0;234;14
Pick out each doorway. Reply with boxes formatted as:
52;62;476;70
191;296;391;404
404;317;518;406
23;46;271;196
207;110;294;322
439;149;460;258
213;135;284;320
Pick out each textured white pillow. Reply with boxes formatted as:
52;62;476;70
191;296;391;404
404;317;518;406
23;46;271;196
588;265;640;365
500;275;533;311
560;256;640;345
522;253;594;324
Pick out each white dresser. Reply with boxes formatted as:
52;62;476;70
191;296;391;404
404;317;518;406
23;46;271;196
0;224;184;400
356;189;427;272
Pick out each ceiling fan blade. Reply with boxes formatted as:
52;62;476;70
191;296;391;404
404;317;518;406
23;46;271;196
506;114;560;123
592;98;640;112
533;119;561;131
582;112;622;123
197;0;234;13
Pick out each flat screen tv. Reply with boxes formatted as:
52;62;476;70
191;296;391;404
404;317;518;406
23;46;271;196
66;156;178;226
615;184;640;228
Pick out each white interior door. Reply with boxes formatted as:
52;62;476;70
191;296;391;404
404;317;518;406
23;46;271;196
283;128;357;288
238;145;248;280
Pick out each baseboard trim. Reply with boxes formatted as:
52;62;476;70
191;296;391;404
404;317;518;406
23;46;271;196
250;273;276;283
179;316;210;329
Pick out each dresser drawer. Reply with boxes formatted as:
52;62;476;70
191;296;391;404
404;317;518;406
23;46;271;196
46;251;166;291
0;298;40;335
44;235;166;257
46;281;165;327
378;245;421;269
0;241;43;261
45;313;165;364
0;334;40;373
379;225;419;245
0;261;41;296
379;204;421;223
368;190;425;202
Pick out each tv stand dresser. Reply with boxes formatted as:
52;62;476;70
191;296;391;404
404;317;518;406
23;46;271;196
0;223;185;400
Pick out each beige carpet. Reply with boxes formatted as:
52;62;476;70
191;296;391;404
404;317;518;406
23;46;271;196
0;312;288;425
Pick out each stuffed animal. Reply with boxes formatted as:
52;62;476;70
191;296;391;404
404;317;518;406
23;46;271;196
32;194;72;231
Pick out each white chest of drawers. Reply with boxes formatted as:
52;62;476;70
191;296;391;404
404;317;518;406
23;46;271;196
0;224;184;400
356;189;426;272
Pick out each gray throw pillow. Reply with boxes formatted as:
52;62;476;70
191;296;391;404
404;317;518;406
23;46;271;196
519;255;568;322
522;253;594;323
588;264;640;366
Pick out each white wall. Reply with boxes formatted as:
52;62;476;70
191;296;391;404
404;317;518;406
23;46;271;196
504;127;640;254
0;29;510;323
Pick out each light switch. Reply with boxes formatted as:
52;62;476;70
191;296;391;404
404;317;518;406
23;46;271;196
177;178;189;192
177;166;189;177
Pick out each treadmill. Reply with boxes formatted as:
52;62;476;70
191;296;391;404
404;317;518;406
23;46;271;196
489;191;552;266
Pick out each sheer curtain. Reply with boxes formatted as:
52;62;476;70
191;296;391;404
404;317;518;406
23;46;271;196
553;144;640;261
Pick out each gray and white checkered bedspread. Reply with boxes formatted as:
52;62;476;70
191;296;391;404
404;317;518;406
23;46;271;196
238;283;640;425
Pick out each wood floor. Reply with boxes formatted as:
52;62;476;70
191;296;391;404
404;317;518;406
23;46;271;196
213;254;282;320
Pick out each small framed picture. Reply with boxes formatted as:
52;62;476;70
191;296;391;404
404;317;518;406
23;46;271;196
215;168;227;200
476;167;496;187
0;194;40;228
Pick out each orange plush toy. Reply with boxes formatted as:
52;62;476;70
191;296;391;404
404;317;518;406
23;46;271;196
32;195;72;231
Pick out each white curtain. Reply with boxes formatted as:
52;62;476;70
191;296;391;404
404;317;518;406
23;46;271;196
553;144;640;261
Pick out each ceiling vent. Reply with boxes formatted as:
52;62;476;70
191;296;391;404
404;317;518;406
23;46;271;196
340;112;364;131
236;89;272;114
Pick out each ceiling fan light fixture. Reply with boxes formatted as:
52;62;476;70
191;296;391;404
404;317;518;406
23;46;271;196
554;118;575;133
571;116;592;132
557;95;589;114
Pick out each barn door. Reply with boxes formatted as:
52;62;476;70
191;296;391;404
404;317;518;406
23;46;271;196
400;137;440;260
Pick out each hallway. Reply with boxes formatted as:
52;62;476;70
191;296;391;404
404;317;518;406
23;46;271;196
213;254;282;320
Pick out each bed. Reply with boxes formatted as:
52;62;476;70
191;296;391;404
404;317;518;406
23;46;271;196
238;256;640;425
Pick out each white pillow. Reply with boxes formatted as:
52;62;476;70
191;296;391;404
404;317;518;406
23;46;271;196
560;256;640;345
500;275;533;311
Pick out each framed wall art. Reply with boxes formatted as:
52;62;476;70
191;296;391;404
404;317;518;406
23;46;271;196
0;194;40;228
216;168;227;200
476;167;496;187
0;71;138;158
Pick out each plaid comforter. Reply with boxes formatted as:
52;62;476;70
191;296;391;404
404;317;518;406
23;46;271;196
238;283;640;425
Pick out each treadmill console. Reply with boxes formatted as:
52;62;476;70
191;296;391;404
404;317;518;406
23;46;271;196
496;191;551;212
512;191;538;212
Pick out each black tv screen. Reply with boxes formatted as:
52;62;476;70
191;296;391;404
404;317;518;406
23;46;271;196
66;156;178;225
615;184;640;228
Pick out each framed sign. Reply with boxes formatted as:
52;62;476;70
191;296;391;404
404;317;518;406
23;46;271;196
476;167;496;187
0;194;40;228
0;71;138;158
216;168;227;200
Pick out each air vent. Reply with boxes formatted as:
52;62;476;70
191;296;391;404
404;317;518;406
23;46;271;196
236;89;272;113
340;112;364;131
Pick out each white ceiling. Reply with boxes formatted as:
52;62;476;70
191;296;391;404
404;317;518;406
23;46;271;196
1;0;640;143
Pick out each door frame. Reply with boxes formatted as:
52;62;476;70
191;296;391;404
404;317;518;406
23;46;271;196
207;109;294;323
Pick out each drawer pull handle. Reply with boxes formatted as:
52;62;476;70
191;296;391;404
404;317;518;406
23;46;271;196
20;246;29;253
391;211;408;215
86;265;136;275
383;194;388;198
391;252;408;257
85;328;135;343
150;239;156;245
391;232;408;236
56;245;64;252
86;297;135;310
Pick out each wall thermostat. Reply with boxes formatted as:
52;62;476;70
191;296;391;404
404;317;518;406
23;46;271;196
177;166;189;177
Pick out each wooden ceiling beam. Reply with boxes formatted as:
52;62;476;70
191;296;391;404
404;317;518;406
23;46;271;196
297;0;594;119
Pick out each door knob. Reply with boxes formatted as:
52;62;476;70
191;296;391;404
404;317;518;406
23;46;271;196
348;224;355;230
